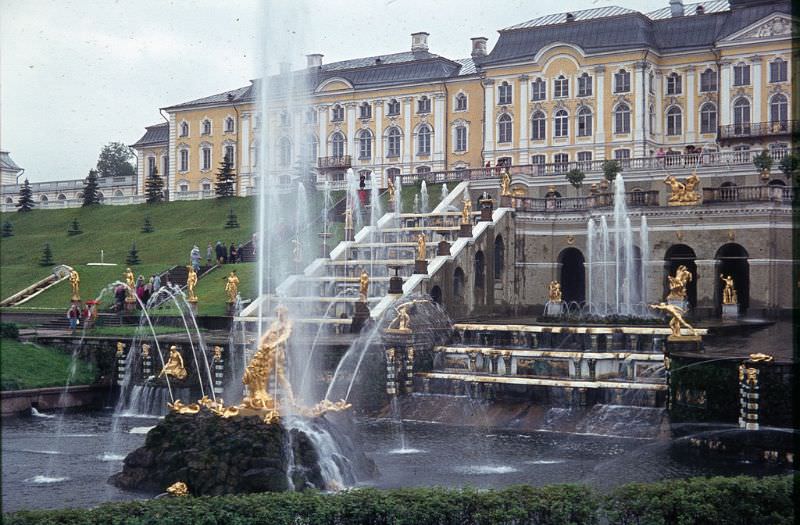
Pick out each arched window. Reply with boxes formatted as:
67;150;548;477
202;119;211;135
387;99;400;116
40;195;48;201
498;81;512;105
416;166;431;174
455;93;467;111
180;121;189;137
614;69;630;93
614;103;630;134
224;144;235;164
359;102;371;119
357;129;372;159
554;109;568;137
666;72;682;95
225;116;235;133
554;75;568;98
417;96;431;114
114;190;123;197
331;132;345;158
577;106;592;137
733;97;750;134
57;193;66;200
331;105;344;122
386;167;401;180
302;135;318;163
279;138;292;166
700;103;717;134
417;125;431;155
474;251;485;295
455;125;467;152
770;94;788;126
531;111;546;140
666;106;682;136
4;197;12;204
648;104;655;135
387;128;401;157
498;114;512;143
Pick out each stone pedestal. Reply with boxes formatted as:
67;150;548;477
388;275;404;295
351;301;370;333
414;259;428;275
124;299;136;313
437;240;451;256
188;301;198;315
500;195;512;208
344;228;354;242
225;302;236;317
480;206;493;221
739;366;760;430
458;223;472;237
722;303;739;319
544;301;564;317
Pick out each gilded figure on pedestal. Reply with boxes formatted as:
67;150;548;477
359;270;369;302
720;274;738;305
500;169;512;197
667;265;692;301
69;269;80;301
461;196;472;225
416;233;426;261
186;266;198;302
548;280;562;302
159;345;188;380
650;302;696;338
225;271;239;303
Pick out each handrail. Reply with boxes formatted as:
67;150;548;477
513;190;659;212
702;185;795;204
718;120;798;140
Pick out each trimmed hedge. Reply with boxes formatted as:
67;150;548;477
3;476;793;525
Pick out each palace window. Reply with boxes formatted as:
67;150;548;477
280;111;290;127
387;128;401;157
614;69;630;93
733;63;750;86
225;117;235;133
359;102;371;119
614;149;631;167
302;135;318;163
577;151;592;168
202;180;211;192
649;72;655;94
577;106;592;137
455;93;467;111
455;125;467;152
649;104;655;135
417;96;431;114
224;145;235;164
666;73;682;95
531;154;545;173
417;125;431;155
201;147;211;170
358;130;372;159
666;106;682;136
387;167;401;180
700;103;717;134
554;153;569;172
279;138;292;167
614;103;630;134
498;114;513;143
531;78;546;101
331;132;345;157
554;109;568;138
770;94;788;125
179;149;189;171
531;111;546;140
180;121;189;137
178;182;188;193
733;97;751;133
147;156;156;176
554;75;569;98
577;73;592;97
498;81;512;105
416;166;431;174
700;68;717;92
770;58;787;83
331;105;344;122
202;119;212;135
306;109;317;124
387;99;400;116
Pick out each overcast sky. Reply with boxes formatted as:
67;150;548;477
1;0;663;182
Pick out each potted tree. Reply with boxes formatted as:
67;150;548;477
752;150;773;182
566;168;585;197
778;152;799;183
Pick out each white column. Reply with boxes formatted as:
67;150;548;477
483;79;495;160
374;100;384;183
168;113;176;198
751;57;762;124
633;62;646;156
240;114;250;196
346;103;357;159
686;67;696;142
655;71;664;139
518;75;529;155
593;66;605;157
402;97;412;166
318;105;328;157
433;93;445;165
720;61;732;126
136;150;144;195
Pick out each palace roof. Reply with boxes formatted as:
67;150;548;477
131;122;169;148
0;151;23;173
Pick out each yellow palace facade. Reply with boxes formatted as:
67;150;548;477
132;0;794;198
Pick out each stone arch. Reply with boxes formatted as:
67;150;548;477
474;251;486;305
714;243;749;314
453;267;465;303
494;235;504;281
430;285;442;304
664;244;697;308
558;247;585;303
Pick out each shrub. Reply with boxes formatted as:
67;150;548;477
778;152;799;181
1;322;19;339
39;243;54;267
752;150;773;173
67;218;82;236
602;160;621;181
125;242;141;265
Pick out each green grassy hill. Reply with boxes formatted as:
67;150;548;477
1;338;96;390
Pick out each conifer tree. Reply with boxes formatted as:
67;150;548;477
1;220;14;238
125;241;141;265
67;218;83;236
141;216;155;233
215;156;236;198
82;169;102;207
145;168;165;203
16;179;34;212
39;243;54;266
224;208;240;229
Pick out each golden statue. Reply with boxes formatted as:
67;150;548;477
386;347;395;361
225;271;239;303
359;269;369;302
416;233;427;261
213;346;223;362
664;172;701;205
69;269;80;301
650;302;696;338
166;481;189;496
186;266;198;303
124;268;136;302
240;306;294;414
745;367;758;385
387;304;411;333
667;265;692;301
548;281;562;302
116;341;126;357
738;363;745;382
159;345;188;380
749;353;773;363
387;177;396;202
720;274;737;305
141;343;151;359
167;399;199;414
461;195;472;225
344;208;353;230
500;168;511;197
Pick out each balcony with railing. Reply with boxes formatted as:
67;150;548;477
702;185;795;204
513;190;660;213
718;120;798;141
317;155;352;169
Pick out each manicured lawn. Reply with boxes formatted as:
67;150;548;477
0;338;96;390
154;262;258;316
88;325;187;337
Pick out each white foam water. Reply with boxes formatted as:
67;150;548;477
20;449;62;455
453;465;518;475
98;453;125;461
525;459;566;465
128;426;155;434
387;448;425;455
30;408;54;418
26;475;69;484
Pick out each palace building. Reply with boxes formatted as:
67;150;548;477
130;0;793;199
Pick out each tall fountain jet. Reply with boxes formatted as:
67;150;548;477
586;174;649;317
420;181;429;214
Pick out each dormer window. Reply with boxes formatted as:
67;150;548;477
554;75;568;98
359;102;372;119
417;96;431;114
387;99;400;116
331;104;344;122
498;81;512;105
201;119;212;135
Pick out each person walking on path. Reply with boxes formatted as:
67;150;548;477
229;242;237;264
206;243;213;266
190;245;201;272
67;304;80;332
215;241;226;265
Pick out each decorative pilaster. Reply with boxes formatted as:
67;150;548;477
720;61;732;126
402;97;413;164
483;79;495;159
433;93;446;165
633;61;648;156
518;75;529;151
213;346;224;396
374;100;384;181
686;66;696;142
751;57;762;123
593;66;605;153
346;103;357;159
318;105;329;158
385;348;397;395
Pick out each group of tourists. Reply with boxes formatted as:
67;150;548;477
66;303;92;331
197;240;251;268
111;273;165;311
